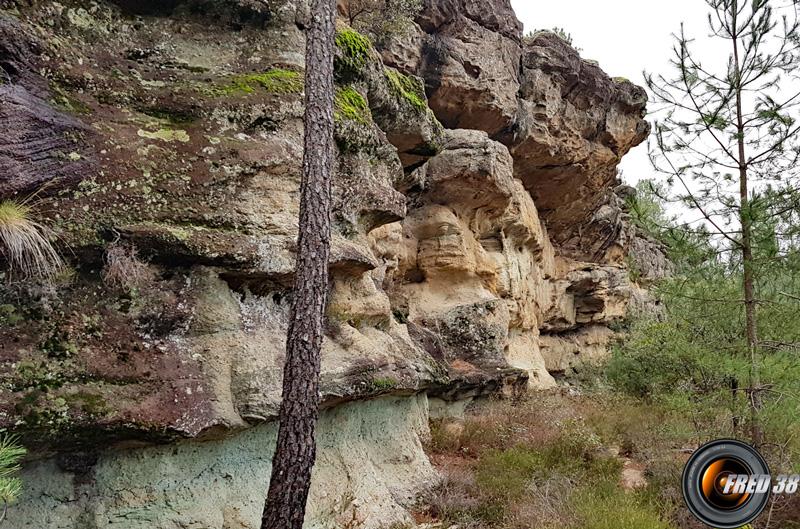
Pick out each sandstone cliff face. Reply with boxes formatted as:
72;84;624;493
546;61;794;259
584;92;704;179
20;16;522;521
0;0;660;527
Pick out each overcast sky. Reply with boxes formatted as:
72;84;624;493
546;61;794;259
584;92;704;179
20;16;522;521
510;0;713;185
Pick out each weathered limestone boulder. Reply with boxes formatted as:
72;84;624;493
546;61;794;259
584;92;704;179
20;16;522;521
614;184;673;284
509;32;650;261
372;130;556;389
628;233;672;284
565;184;673;281
539;325;616;376
417;0;523;40
413;0;522;136
376;21;426;75
542;261;633;332
399;20;651;264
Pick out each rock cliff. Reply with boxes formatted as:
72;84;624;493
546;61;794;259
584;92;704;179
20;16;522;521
0;0;662;527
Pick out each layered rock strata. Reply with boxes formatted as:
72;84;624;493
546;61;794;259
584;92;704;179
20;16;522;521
0;0;662;526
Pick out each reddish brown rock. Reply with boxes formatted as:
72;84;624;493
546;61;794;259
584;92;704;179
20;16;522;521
0;15;93;197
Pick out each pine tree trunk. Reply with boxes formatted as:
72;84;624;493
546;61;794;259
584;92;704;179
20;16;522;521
740;167;763;447
732;28;763;447
261;0;336;526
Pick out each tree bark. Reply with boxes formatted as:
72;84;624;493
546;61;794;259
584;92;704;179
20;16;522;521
732;21;763;447
261;0;336;527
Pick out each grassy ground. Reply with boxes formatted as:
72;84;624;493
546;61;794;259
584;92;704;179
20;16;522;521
415;388;800;529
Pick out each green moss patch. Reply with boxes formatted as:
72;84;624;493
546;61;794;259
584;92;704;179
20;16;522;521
371;377;399;391
140;108;197;125
335;86;371;125
40;331;78;359
15;361;65;391
384;68;427;112
335;28;372;78
64;391;110;417
219;68;304;96
50;82;92;115
0;304;22;326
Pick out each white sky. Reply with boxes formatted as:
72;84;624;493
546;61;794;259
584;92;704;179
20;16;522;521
510;0;712;185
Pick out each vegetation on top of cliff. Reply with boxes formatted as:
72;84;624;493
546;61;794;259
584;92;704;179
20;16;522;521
384;68;426;112
0;435;25;517
338;0;422;44
526;27;581;53
335;28;372;79
0;200;63;281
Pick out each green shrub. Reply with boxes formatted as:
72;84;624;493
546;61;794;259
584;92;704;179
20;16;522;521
572;481;671;529
606;319;705;398
474;446;543;501
473;422;617;501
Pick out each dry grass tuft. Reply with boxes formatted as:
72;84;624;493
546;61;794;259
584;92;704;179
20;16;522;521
103;242;152;291
0;200;63;281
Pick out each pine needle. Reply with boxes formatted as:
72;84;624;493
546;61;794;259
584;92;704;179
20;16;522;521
0;435;25;508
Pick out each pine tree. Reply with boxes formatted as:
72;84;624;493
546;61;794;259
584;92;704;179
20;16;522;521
647;0;800;446
260;0;336;526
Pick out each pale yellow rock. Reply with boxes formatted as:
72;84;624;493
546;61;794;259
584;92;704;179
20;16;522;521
539;325;617;374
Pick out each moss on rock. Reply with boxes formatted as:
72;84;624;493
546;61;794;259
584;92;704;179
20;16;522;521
0;304;22;326
371;377;399;391
384;69;427;112
335;28;372;79
221;68;304;95
64;391;110;417
335;86;371;125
